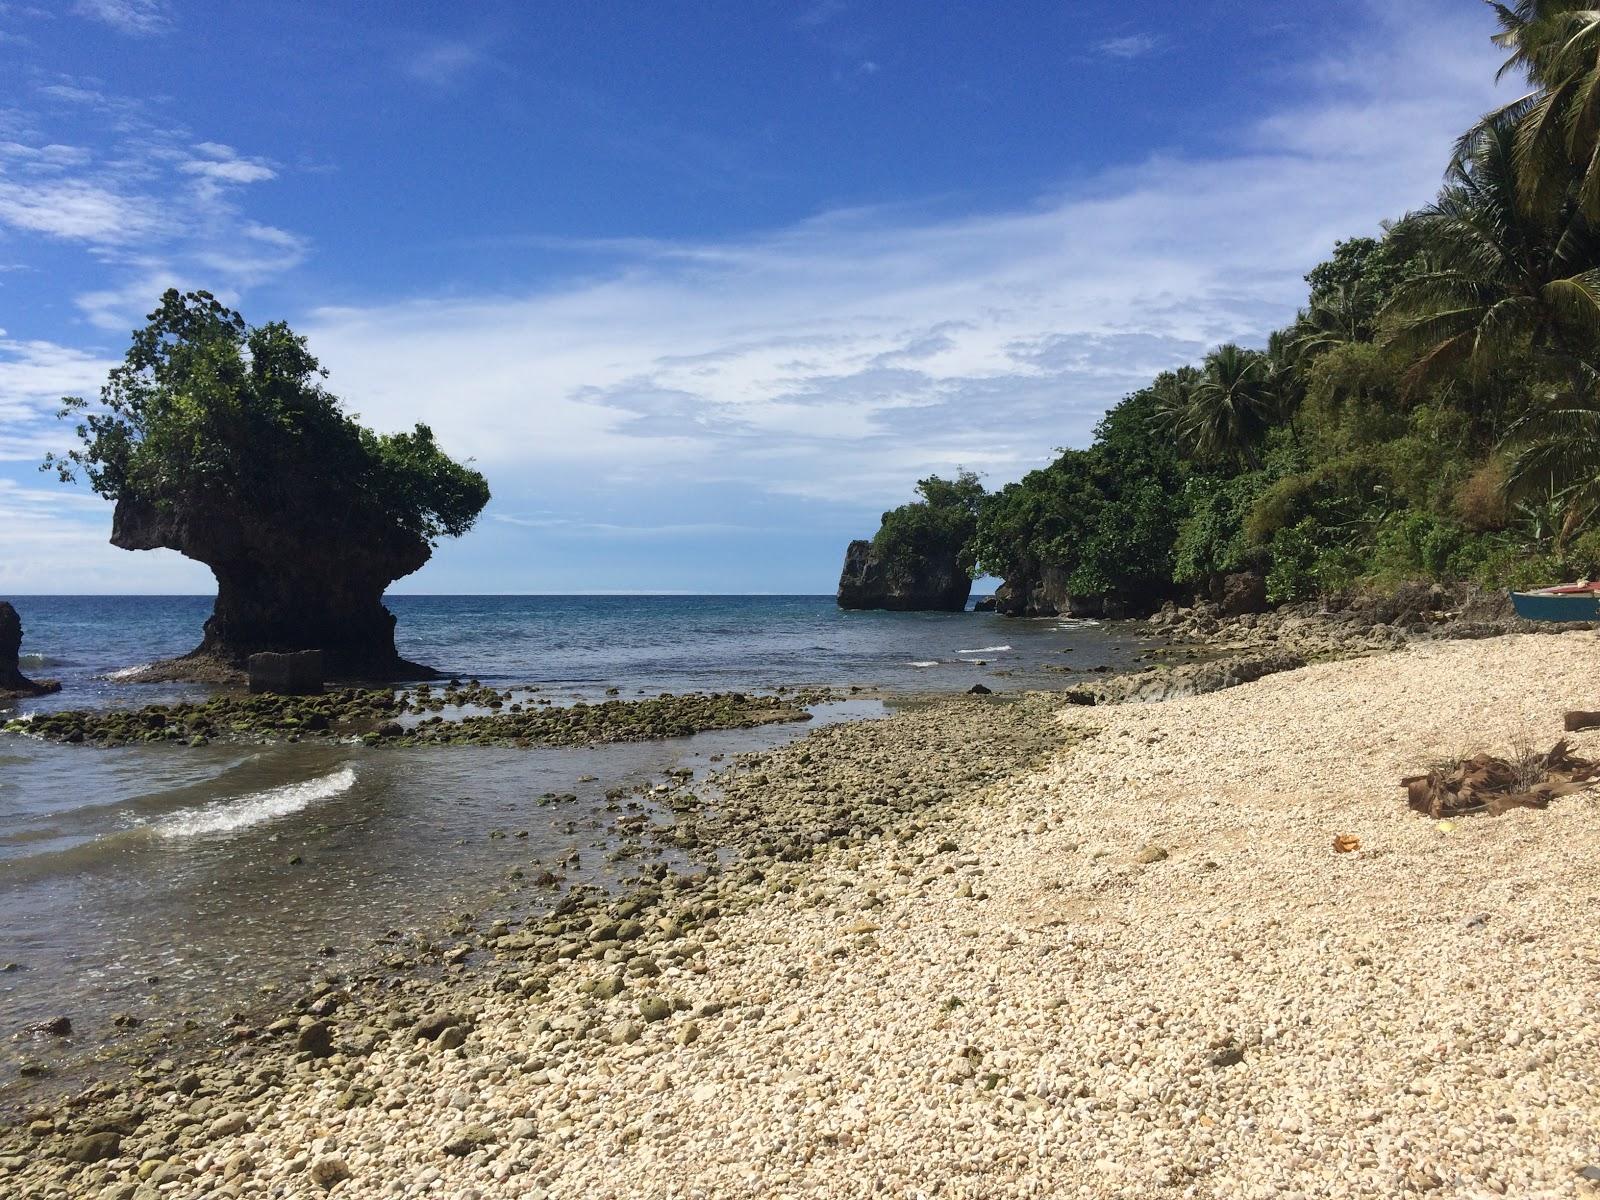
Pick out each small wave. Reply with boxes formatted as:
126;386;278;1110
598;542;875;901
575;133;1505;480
1054;618;1100;628
18;653;69;668
153;767;356;838
956;645;1011;654
104;663;151;681
909;660;940;668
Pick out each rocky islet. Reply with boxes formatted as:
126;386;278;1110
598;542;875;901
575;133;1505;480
0;602;61;701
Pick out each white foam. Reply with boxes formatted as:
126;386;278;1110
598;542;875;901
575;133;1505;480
154;767;356;838
104;664;151;681
956;645;1011;654
909;660;940;668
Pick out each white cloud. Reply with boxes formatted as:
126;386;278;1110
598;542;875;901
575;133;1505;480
402;40;486;86
0;175;159;241
73;266;189;331
0;479;210;593
0;335;118;459
494;514;772;537
1096;34;1158;60
179;156;276;186
73;0;168;37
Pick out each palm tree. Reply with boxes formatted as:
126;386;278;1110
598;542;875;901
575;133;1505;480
1454;3;1600;223
1503;385;1600;547
1291;281;1370;361
1184;344;1276;468
1148;365;1200;441
1262;329;1306;427
1383;115;1600;394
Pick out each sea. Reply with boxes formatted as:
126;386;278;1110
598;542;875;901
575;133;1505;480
0;595;1148;1094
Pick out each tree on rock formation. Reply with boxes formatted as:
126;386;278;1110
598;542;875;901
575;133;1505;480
46;290;490;679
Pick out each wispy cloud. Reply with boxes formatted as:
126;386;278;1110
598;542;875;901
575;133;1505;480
72;0;168;37
0;83;303;329
179;142;277;188
0;175;160;242
0;334;116;460
402;40;487;86
0;479;208;592
1096;33;1158;60
794;1;846;29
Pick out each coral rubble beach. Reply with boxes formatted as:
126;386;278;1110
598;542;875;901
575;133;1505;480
7;635;1600;1198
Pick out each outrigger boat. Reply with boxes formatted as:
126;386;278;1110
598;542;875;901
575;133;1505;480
1510;580;1600;622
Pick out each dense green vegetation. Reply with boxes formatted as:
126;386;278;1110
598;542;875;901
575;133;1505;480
870;470;985;580
942;6;1600;607
47;289;489;545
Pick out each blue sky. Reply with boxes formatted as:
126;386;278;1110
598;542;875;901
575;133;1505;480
1;0;1510;594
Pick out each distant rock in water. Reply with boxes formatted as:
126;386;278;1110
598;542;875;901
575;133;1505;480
112;494;438;681
0;602;61;699
836;538;972;612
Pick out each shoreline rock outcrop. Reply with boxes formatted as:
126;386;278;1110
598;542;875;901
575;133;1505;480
836;538;972;612
991;566;1136;619
112;494;438;681
1144;580;1539;656
0;602;61;699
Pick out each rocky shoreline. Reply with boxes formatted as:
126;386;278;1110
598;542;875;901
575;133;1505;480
1139;580;1554;658
7;619;1600;1197
0;690;1067;1196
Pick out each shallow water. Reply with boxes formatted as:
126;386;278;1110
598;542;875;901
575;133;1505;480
0;596;1152;1092
0;699;888;1089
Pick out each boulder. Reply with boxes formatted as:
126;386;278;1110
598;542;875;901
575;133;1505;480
836;539;971;612
1217;571;1268;617
0;602;61;699
247;650;324;695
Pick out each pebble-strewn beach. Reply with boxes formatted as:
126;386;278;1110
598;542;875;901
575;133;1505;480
9;633;1600;1198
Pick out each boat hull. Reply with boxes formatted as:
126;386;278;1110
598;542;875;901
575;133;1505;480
1511;590;1600;622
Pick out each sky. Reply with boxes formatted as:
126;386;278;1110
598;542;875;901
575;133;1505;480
0;0;1515;594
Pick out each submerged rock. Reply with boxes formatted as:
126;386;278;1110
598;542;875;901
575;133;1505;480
0;602;61;699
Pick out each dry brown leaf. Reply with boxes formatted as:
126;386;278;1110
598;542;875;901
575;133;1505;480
1332;834;1361;854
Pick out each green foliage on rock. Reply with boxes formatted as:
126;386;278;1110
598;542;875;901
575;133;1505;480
46;289;489;546
870;470;986;578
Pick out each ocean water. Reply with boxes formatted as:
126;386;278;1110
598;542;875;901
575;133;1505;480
0;595;1148;1095
5;593;1135;707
